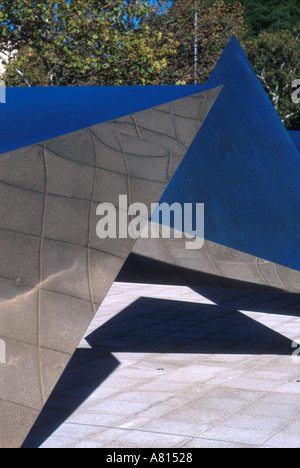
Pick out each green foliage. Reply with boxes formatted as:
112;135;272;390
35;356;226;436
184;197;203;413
240;0;299;38
145;0;247;84
245;26;300;129
0;0;299;128
0;0;176;86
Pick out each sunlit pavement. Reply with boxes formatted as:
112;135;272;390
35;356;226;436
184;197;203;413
23;282;300;448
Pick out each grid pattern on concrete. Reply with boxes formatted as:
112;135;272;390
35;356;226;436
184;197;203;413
0;88;220;448
23;282;300;448
133;234;300;293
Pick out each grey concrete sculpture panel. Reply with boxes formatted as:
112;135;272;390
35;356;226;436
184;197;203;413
0;87;220;448
132;233;300;293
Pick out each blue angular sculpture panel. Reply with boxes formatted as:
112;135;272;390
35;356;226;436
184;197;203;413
133;36;300;292
289;131;300;153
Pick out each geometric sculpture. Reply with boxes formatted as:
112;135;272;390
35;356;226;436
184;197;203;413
1;34;298;448
0;84;221;447
132;36;300;293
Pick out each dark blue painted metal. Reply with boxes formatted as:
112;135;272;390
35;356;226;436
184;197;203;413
0;84;217;155
161;36;300;272
289;131;300;153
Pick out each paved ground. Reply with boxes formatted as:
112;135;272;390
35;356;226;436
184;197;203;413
23;282;300;448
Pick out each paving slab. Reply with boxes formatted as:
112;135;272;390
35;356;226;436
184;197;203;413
23;282;300;449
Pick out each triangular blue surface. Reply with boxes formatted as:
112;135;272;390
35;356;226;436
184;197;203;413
0;84;217;154
288;131;300;153
161;36;300;272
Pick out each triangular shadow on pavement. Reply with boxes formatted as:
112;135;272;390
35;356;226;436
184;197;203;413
22;292;298;448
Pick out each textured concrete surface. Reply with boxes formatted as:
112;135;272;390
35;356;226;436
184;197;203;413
0;88;220;448
23;282;300;448
133;235;300;293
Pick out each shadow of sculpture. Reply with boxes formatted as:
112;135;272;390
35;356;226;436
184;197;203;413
22;289;299;448
117;254;280;292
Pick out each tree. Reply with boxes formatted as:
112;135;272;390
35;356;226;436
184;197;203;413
240;0;299;38
147;0;247;84
0;0;176;86
0;0;298;129
245;26;300;129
